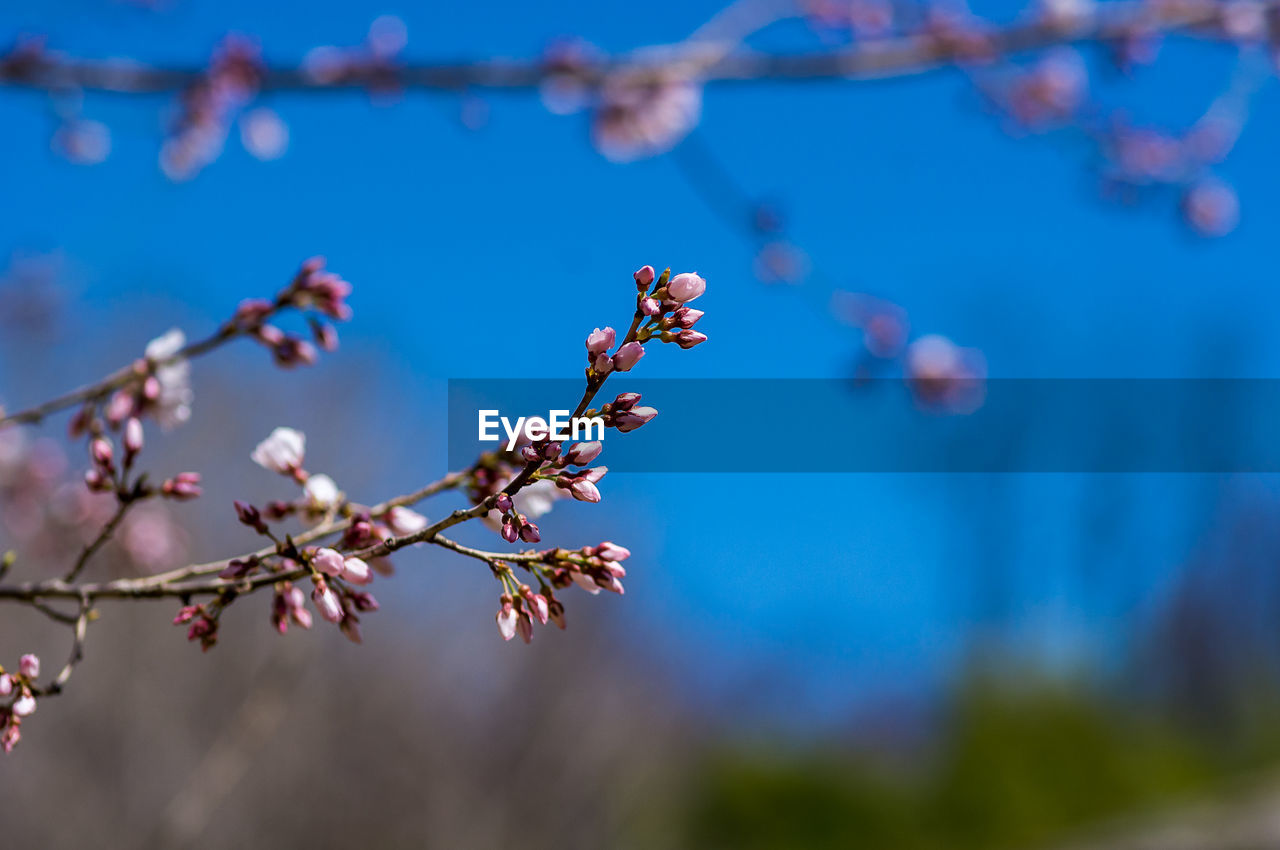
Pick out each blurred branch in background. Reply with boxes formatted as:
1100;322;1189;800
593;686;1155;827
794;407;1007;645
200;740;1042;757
6;0;1268;410
2;0;1270;233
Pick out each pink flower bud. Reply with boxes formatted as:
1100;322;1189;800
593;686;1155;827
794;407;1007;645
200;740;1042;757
516;612;534;644
501;518;518;543
523;589;550;625
90;437;114;469
594;353;614;374
519;519;541;543
596;541;631;561
613;392;641;410
350;591;379;612
614;406;658;432
84;469;110;492
565;441;603;465
585;326;616;357
311;320;339;352
494;492;513;513
548;597;566;629
311;580;344;623
173;605;200;625
161;472;202;500
572;570;602;595
612;341;645;372
569;479;601;503
256;324;286;347
234;500;268;534
12;693;36;717
341;557;373;585
641;297;661;316
667;272;706;303
674;330;708;349
634;265;656;288
124;417;144;457
0;674;12;697
17;652;37;681
311;547;345;576
105;391;135;427
674;307;704;329
580;466;608;484
235;298;275;324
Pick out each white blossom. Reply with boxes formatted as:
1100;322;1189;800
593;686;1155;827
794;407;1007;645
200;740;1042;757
145;328;193;429
303;473;340;508
251;427;305;474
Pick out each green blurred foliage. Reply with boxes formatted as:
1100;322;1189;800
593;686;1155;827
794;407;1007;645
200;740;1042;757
679;676;1269;850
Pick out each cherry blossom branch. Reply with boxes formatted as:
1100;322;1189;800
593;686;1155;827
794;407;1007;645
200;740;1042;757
0;258;349;429
0;261;707;751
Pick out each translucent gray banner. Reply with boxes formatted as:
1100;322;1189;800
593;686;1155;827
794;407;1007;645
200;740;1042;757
447;379;1280;472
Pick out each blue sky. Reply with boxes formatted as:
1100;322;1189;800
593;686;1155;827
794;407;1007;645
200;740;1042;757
2;0;1278;726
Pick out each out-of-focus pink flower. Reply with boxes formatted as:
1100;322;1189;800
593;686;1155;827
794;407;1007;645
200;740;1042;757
572;570;602;595
251;427;305;475
52;118;112;165
0;674;12;696
1039;0;1095;29
513;479;561;520
1182;179;1239;237
12;694;36;717
593;69;703;163
385;506;428;535
161;472;202;500
667;272;706;303
239;107;289;160
121;503;188;570
311;547;345;577
123;417;144;459
144;329;193;429
311;579;343;623
1006;49;1088;130
341;556;373;585
90;436;113;468
1222;1;1267;40
515;612;534;643
596;541;631;561
303;473;340;509
18;655;38;680
906;334;988;414
612;341;645;371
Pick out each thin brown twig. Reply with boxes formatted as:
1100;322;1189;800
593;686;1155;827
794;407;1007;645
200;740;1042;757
32;594;91;697
0;325;238;429
63;494;135;583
